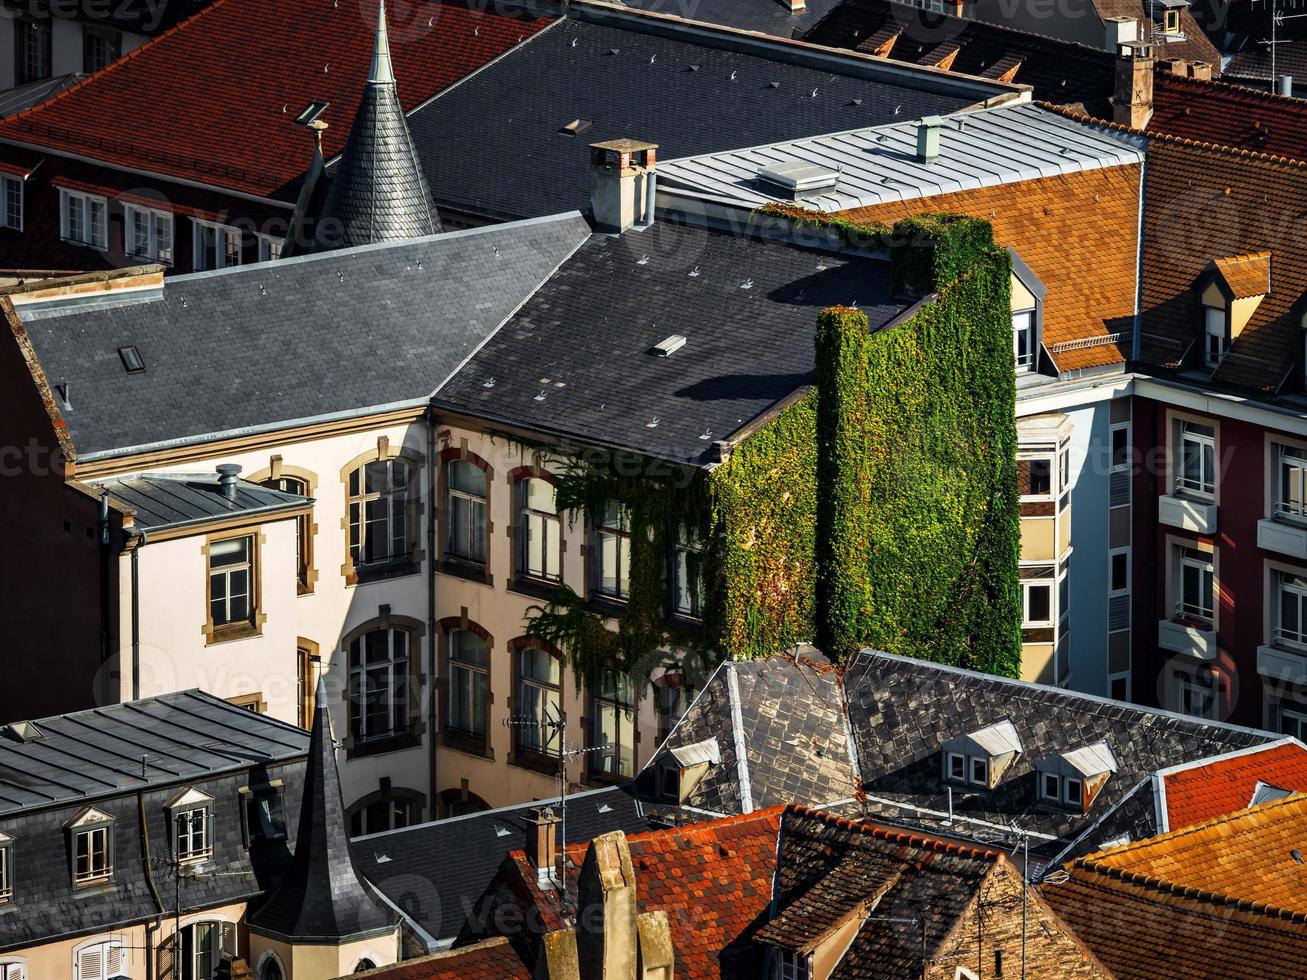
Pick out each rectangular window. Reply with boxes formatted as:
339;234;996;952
775;951;811;980
1176;547;1214;622
1276;701;1307;740
1040;772;1060;802
1276;445;1307;523
208;536;253;629
74;827;111;884
175;807;211;863
446;460;488;565
946;751;966;781
15;17;52;85
82;25;122;73
1020;457;1053;499
1013;309;1035;371
1275;570;1307;648
515;646;561;756
969;756;989;786
1178;420;1216;497
243;789;287;844
261;475;311;592
1065;777;1084;806
673;524;705;618
1109;548;1130;596
193;220;243;271
447;629;488;739
0;177;22;232
516;476;560;581
1022;580;1053;627
0;837;10;903
595;502;632;600
59;190;107;249
1204;306;1226;368
124;205;174;265
1110;422;1131;472
348;458;412;568
257;234;283;262
590;670;635;778
350;628;411;741
657;682;690;745
1177;672;1216;719
1109;674;1131;701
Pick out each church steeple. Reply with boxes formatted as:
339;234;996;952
305;0;441;253
247;676;398;967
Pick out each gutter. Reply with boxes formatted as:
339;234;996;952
426;408;439;821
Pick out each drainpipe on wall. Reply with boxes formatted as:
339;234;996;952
98;487;113;704
426;409;439;820
129;528;148;701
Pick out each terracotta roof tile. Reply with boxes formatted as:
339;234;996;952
0;0;550;199
1150;73;1307;164
1213;251;1272;299
1163;741;1307;831
346;937;530;979
838;166;1141;372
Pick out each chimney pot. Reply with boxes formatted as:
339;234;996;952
1279;74;1295;97
216;463;242;501
916;116;943;163
1188;60;1212;81
526;805;561;882
590;139;658;234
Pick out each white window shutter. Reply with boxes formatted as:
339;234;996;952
77;946;103;980
106;943;124;975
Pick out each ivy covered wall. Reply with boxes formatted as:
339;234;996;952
525;212;1021;684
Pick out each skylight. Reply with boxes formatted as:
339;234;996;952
118;346;145;373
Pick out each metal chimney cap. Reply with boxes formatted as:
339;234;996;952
216;463;242;500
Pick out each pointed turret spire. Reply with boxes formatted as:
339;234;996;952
246;676;397;944
303;0;441;253
369;0;395;85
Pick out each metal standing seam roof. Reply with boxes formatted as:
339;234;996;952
95;473;310;532
656;102;1145;213
0;689;310;816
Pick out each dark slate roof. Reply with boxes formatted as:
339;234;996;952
437;218;907;466
0;74;86;119
248;677;397;942
355;784;658;943
406;15;997;221
0;689;308;817
95;472;308;532
309;2;442;253
638;649;1274;861
616;0;840;38
17;213;590;459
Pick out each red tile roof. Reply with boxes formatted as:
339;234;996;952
1150;72;1307;164
1161;740;1307;831
344;937;530;979
0;0;551;199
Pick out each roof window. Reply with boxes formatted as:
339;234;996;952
941;720;1022;790
1035;740;1117;813
118;346;144;373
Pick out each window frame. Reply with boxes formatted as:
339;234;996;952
514;474;562;584
445;627;490;742
1039;771;1061;803
58;188;108;250
178;919;237;980
1012;307;1036;372
257;234;283;263
1021;579;1054;628
969;755;989;787
0;176;22;233
672;523;705;619
1274;569;1307;650
513;643;562;760
347;789;423;838
66;811;115;888
174;805;213;866
1176;671;1218;720
774;949;812;980
204;531;261;643
593;502;633;601
1064;776;1084;807
124;203;175;266
1110;421;1131;473
0;832;12;904
1176;419;1217;499
81;24;122;73
260;473;314;594
192;218;243;271
345;453;419;579
445;459;489;566
945;751;966;782
1019;455;1054;502
240;785;287;846
1203;303;1227;368
1176;546;1215;623
14;15;52;85
1274;700;1307;739
1275;443;1307;524
349;626;414;744
588;669;636;780
1109;547;1131;597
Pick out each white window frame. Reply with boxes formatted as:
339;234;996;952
1203;304;1227;368
1177;420;1216;498
1110;421;1131;473
1274;569;1307;650
1039;771;1061;802
1012;308;1036;372
0;834;11;904
179;919;236;980
1176;672;1217;720
73;825;112;885
0;961;25;980
124;204;174;266
1064;776;1084;806
0;176;22;232
1020;454;1054;502
256;233;283;263
516;476;561;582
192;219;243;271
1176;546;1215;623
775;950;811;980
1275;443;1307;523
1022;580;1054;628
1109;547;1131;597
350;628;411;742
208;535;253;629
969;755;989;786
946;751;966;782
175;805;211;864
72;939;123;980
59;189;108;249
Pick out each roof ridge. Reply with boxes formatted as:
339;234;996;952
786;803;1000;862
615;804;786;851
1071;858;1307;923
1155;69;1307;106
0;0;233;127
1081;792;1307;864
1037;100;1307;169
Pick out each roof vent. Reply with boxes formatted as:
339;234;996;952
560;118;593;136
6;720;42;743
650;334;687;357
756;161;839;200
216;463;242;501
916;115;944;163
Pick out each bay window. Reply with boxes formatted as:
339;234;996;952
447;628;489;739
349;628;410;742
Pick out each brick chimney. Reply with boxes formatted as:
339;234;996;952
590;139;658;234
1112;40;1155;130
1188;60;1213;81
525;805;561;884
575;830;638;980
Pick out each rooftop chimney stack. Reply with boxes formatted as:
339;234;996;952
1278;74;1294;97
590;139;658;234
786;0;807;12
216;464;242;501
526;806;561;885
1188;60;1212;81
1104;16;1138;53
916;116;943;163
1112;40;1155;130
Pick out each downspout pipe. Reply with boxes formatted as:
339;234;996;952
426;408;440;819
98;487;113;702
129;528;148;701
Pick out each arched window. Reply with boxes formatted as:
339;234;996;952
447;628;489;739
353;960;377;973
446;459;488;564
261;474;313;593
437;787;491;818
515;475;560;582
514;645;561;758
347;786;424;837
349;628;411;742
72;939;125;980
347;458;414;570
177;920;236;980
257;952;285;980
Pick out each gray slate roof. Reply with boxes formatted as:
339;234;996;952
356;784;657;944
19;213;590;459
658;102;1145;213
437;218;907;465
645;649;1274;862
406;16;1000;221
96;472;308;532
0;689;309;817
616;0;839;38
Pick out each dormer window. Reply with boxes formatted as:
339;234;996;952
166;787;215;865
1036;741;1116;813
1199;252;1270;371
1203;303;1226;368
65;807;114;887
1009;249;1045;373
0;832;12;904
655;738;720;805
1013;308;1036;372
942;720;1022;791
